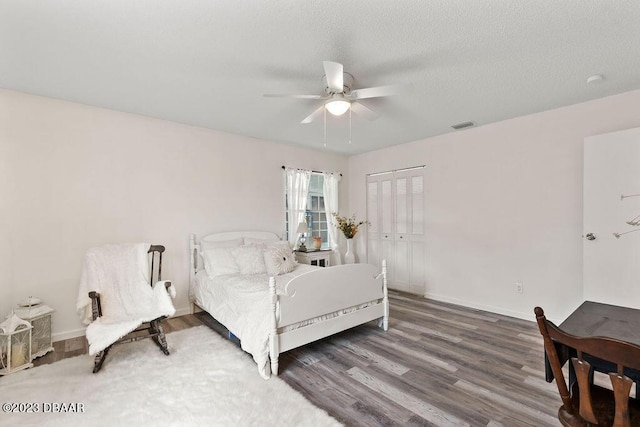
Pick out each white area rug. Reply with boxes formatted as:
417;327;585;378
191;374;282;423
0;326;341;427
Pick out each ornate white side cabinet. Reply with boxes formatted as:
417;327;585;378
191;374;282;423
15;304;54;360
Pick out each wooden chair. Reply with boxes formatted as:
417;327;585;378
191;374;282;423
89;245;172;373
535;307;640;426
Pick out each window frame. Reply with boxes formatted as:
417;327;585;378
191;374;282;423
285;173;330;249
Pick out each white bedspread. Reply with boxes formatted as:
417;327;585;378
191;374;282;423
192;264;318;379
192;264;379;379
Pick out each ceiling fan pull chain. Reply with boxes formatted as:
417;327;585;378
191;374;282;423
349;108;352;144
323;107;327;148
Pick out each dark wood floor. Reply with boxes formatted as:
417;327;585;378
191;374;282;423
33;292;561;426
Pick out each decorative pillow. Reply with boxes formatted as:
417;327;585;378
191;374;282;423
263;241;297;276
198;238;244;271
232;246;267;275
201;248;240;278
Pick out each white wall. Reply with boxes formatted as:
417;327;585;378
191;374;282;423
0;112;14;321
0;88;348;340
348;89;640;323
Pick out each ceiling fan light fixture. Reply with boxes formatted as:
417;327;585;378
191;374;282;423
325;99;351;116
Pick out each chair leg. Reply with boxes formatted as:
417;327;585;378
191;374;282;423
150;319;170;356
93;347;110;373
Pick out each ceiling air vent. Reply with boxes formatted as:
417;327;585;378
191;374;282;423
451;121;475;130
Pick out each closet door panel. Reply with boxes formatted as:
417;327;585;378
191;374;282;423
379;175;395;284
368;239;381;269
411;241;426;286
381;179;393;235
367;178;382;265
411;175;424;236
366;180;380;266
367;175;390;275
382;238;395;284
395;177;408;235
367;181;379;234
393;174;410;290
395;239;410;286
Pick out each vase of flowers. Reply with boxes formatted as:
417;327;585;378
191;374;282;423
344;239;356;264
332;213;369;264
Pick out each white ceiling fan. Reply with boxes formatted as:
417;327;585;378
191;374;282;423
264;61;403;124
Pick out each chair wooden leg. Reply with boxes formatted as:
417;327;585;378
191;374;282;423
150;319;170;356
93;347;110;373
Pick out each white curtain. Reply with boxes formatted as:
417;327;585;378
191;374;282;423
323;172;342;265
286;168;311;248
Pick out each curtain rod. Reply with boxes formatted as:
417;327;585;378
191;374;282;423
281;165;342;177
367;165;426;177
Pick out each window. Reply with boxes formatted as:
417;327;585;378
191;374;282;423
308;174;329;246
286;173;330;249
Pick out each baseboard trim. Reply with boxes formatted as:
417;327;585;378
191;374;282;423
173;307;191;317
53;328;86;342
424;291;533;322
52;306;194;342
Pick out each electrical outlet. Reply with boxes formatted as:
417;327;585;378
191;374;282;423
515;282;523;294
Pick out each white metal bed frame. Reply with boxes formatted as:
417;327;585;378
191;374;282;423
189;231;389;376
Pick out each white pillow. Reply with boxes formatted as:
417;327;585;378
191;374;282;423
198;238;244;271
201;248;240;278
263;241;297;276
232;246;267;275
200;238;244;252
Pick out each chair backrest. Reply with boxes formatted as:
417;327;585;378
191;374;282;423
535;307;640;427
148;245;165;285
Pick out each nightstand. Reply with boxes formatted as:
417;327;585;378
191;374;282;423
295;249;332;267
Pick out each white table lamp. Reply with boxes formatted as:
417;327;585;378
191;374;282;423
296;221;309;252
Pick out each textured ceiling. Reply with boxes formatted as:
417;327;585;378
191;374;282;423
1;1;639;155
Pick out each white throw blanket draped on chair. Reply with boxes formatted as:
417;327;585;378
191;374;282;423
76;243;176;355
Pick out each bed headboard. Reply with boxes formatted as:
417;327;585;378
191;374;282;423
189;231;281;282
200;231;280;243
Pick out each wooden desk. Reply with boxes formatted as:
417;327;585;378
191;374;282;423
544;301;640;384
560;301;640;343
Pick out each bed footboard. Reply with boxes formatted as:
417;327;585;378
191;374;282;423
268;277;279;376
268;260;388;376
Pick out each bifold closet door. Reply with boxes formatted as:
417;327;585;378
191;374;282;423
367;168;425;294
367;174;395;283
394;169;425;294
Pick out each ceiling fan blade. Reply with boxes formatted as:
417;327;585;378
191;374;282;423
301;106;325;124
350;102;379;121
264;93;325;99
349;84;404;100
323;61;344;93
